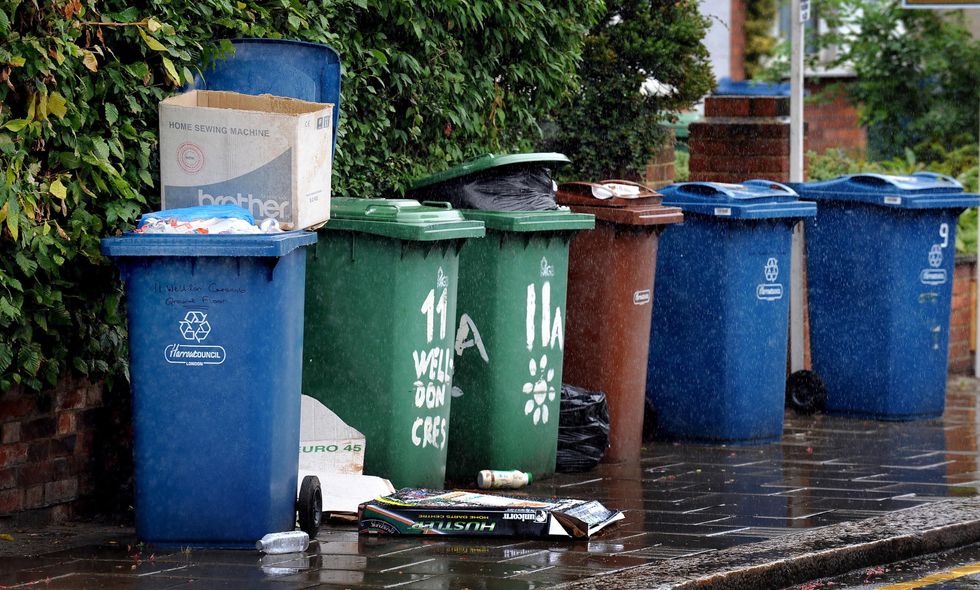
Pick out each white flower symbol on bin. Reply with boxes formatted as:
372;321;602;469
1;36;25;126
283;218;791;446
928;244;943;268
523;354;557;425
764;258;779;283
179;311;211;342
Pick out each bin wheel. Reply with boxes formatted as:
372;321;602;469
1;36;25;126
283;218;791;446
786;370;827;415
297;475;322;539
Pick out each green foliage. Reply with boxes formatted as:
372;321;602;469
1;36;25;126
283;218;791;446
543;0;715;180
784;0;980;161
674;150;690;182
808;146;980;253
0;0;601;393
744;0;778;80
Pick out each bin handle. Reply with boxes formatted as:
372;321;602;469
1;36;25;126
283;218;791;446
743;179;798;195
847;173;896;187
421;201;454;210
671;182;737;198
364;203;400;217
911;172;962;188
599;179;660;198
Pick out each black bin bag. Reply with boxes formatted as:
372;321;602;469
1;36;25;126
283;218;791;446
556;384;610;473
406;153;570;212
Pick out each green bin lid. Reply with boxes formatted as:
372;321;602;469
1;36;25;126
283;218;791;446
409;153;571;190
460;209;595;232
321;198;485;241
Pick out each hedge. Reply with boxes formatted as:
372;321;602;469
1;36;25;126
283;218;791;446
0;0;604;392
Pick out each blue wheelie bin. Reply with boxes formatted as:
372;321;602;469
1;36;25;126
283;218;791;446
190;38;341;156
101;231;316;548
794;173;980;420
646;181;816;443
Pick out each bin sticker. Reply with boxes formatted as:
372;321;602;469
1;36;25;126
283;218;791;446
714;207;732;217
756;257;784;301
411;267;453;450
164;310;226;366
920;224;949;286
883;196;902;205
633;290;651;305
522;279;564;426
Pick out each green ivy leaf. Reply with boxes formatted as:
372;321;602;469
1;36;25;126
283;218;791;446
138;26;168;52
49;178;67;200
3;119;29;132
47;92;68;119
105;103;118;125
161;56;180;85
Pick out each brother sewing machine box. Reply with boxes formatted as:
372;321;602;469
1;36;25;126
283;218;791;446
159;90;333;230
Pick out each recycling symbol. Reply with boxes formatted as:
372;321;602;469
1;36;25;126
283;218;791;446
179;311;211;342
764;258;779;283
928;244;943;268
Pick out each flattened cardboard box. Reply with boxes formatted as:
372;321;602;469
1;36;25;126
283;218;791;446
160;90;333;230
358;489;624;538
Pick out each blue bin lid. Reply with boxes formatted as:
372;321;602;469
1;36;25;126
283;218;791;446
101;231;316;258
714;77;792;97
189;38;341;157
658;180;816;220
791;172;980;210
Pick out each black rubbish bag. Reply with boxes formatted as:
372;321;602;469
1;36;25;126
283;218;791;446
556;384;610;473
409;165;559;211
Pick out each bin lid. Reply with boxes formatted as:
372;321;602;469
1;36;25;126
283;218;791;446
790;173;980;210
322;198;485;241
101;230;317;258
409;153;571;190
556;181;684;226
658;180;817;220
189;38;341;158
714;77;792;97
460;209;595;232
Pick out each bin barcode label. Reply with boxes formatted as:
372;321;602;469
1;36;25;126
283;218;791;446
883;196;902;205
714;207;732;216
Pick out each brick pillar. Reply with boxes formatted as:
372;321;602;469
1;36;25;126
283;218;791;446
949;255;977;374
644;128;676;189
688;95;806;183
730;0;747;82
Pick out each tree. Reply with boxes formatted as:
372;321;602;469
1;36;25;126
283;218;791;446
543;0;715;180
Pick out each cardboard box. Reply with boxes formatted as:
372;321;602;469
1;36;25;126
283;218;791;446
159;90;333;230
358;489;624;538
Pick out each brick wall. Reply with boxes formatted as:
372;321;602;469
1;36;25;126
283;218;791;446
805;79;867;156
0;376;131;525
688;95;804;183
644;128;676;189
949;255;977;374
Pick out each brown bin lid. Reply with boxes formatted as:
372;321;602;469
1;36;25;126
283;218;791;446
556;180;684;226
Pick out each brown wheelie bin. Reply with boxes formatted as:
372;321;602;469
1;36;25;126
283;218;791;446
557;180;683;463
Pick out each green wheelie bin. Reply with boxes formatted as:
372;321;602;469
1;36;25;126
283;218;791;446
302;198;484;489
446;211;595;483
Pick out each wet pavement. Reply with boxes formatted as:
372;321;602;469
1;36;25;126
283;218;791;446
3;376;980;589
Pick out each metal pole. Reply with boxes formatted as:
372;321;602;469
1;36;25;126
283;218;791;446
789;0;807;373
974;99;979;377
